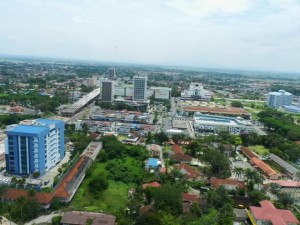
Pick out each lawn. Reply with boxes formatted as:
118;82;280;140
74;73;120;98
249;145;270;156
68;162;132;214
117;135;128;141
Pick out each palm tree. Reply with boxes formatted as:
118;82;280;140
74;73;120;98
232;167;243;179
243;169;263;192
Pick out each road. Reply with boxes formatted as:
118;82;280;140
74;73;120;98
186;119;195;138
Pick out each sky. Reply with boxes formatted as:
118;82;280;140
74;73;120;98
0;0;300;72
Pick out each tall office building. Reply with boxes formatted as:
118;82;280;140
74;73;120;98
101;80;114;102
108;68;116;78
133;75;147;101
5;119;64;176
267;90;293;108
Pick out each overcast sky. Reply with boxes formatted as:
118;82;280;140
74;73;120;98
0;0;300;72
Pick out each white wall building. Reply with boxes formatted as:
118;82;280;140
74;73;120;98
193;113;254;135
114;85;133;97
148;87;171;100
267;90;293;108
181;83;212;101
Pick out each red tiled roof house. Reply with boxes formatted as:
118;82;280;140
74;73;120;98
248;200;299;225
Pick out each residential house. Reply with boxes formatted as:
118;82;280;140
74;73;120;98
171;144;185;155
147;144;162;157
210;177;245;190
142;181;161;189
145;158;161;170
173;164;202;180
61;211;116;225
182;193;200;213
170;154;192;164
248;200;299;225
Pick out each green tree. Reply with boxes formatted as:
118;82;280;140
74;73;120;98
153;183;183;215
188;209;218;225
159;213;181;225
248;190;269;206
51;216;62;225
232;167;244;179
86;218;93;225
231;101;243;108
88;175;109;196
201;149;231;178
232;135;242;151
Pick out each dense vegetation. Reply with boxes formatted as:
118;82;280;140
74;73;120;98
239;109;300;162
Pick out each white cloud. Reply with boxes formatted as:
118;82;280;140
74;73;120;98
0;0;299;72
164;0;252;17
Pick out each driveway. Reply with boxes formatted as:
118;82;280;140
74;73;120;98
24;212;62;225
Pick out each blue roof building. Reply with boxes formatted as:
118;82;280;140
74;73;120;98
146;158;159;169
5;119;65;176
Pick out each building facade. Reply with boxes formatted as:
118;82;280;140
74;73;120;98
181;83;212;101
5;119;64;176
101;80;114;102
148;87;171;100
133;75;147;101
193;113;254;135
108;68;116;78
267;90;293;108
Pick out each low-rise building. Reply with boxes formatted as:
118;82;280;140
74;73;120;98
248;200;299;225
147;144;162;157
182;193;200;213
145;158;161;170
173;163;202;180
193;113;254;135
269;180;300;202
61;211;116;225
170;154;192;164
250;157;280;180
142;181;161;189
210;177;245;190
269;153;298;179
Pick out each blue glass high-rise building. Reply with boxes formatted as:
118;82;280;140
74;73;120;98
5;119;65;176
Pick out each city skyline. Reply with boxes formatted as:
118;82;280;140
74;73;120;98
1;0;300;73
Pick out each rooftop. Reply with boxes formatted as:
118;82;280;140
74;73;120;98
61;211;116;225
6;124;49;134
210;177;245;189
269;153;298;175
249;200;299;225
250;157;279;178
270;180;300;188
142;181;161;189
172;144;184;155
183;106;250;116
173;163;201;179
194;114;252;126
146;158;159;167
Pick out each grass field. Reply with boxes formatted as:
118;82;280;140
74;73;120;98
68;162;132;214
117;135;128;142
249;145;270;156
